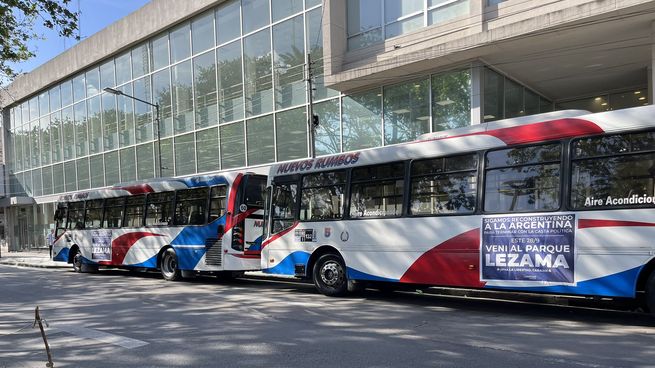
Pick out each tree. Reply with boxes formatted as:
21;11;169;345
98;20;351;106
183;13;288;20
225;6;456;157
0;0;79;80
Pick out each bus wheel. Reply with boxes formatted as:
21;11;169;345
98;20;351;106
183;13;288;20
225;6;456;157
72;250;82;273
160;248;181;281
646;271;655;314
313;254;348;296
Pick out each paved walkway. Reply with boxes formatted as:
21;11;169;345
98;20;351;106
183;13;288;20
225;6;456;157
0;248;67;269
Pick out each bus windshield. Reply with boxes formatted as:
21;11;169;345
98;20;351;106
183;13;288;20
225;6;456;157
244;176;266;208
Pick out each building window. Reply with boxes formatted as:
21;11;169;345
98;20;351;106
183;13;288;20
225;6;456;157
432;69;471;131
383;79;430;145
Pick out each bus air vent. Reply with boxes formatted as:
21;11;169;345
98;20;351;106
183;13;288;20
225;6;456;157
205;238;222;266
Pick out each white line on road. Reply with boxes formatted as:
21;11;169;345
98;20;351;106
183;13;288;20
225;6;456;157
52;324;148;349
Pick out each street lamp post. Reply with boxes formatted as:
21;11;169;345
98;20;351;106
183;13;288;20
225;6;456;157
103;87;163;178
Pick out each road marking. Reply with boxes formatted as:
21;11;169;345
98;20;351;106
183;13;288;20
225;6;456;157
52;324;148;349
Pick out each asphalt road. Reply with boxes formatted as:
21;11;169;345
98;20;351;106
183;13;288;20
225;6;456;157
0;265;653;368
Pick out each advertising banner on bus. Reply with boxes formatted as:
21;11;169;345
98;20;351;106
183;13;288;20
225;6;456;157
91;229;112;261
481;214;575;283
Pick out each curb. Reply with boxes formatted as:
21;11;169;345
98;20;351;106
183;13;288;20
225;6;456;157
0;260;69;269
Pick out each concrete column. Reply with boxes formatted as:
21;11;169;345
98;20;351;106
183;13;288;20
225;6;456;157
323;0;347;81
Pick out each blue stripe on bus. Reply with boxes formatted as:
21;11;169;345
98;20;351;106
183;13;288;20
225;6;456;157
248;236;263;252
179;176;228;188
53;247;69;262
131;254;159;268
487;266;642;298
262;251;310;275
174;246;207;270
347;268;399;283
170;217;225;246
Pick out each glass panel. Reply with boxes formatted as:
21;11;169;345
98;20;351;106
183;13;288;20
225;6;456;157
151;33;169;70
76;157;90;190
103;198;125;228
306;0;321;7
276;107;308;161
153;68;173;137
410;172;476;215
244;29;273;117
51;112;63;163
170;23;191;64
347;0;382;36
72;74;85;102
86;68;100;97
350;180;404;217
432;69;471;131
42;165;53;195
39;92;49;117
209;186;227;221
49;85;61;112
504;78;523;118
133;76;153;143
217;40;244;123
132;43;150;78
540;97;552;113
347;27;382;50
314;99;341;156
73;102;87;157
117;83;135;147
483;68;504;122
220;121;245;169
216;0;241;45
487;144;561;168
31;121;40;168
104;150;120;185
385;14;423;39
61;107;74;161
484;164;560;212
352;162;404;181
87;95;102;154
115;52;131;85
145;192;174;226
102;92;118;151
160;138;174;177
53;163;65;194
273;15;306;109
64;160;76;192
428;0;470;26
301;186;345;220
383;79;430;145
174;133;196;176
196;128;220;173
33;168;42;197
136;143;155;180
172;60;194;134
192;12;214;54
29;97;39;121
120;147;136;183
193;50;218;128
306;7;338;100
524;89;540;115
124;195;146;228
174;188;209;225
385;0;422;23
85;199;104;228
272;0;303;22
246;114;275;165
89;154;105;188
342;89;382;151
271;182;298;233
571;153;655;209
40;117;50;165
242;0;270;34
61;80;73;107
100;60;115;90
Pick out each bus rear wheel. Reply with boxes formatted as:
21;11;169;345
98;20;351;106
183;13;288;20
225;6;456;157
72;249;82;273
313;254;348;296
646;271;655;314
160;248;182;281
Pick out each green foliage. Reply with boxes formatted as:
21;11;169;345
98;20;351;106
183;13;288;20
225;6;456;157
0;0;79;80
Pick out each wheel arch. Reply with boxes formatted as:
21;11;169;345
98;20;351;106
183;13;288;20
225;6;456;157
636;256;655;292
306;245;344;279
157;244;174;269
67;244;80;264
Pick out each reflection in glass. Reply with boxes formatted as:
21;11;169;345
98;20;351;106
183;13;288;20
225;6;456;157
196;128;219;173
170;23;191;64
120;147;137;183
220;122;245;169
432;70;471;131
342;90;382;151
172;60;194;134
87;96;102;154
218;40;244;123
193;51;218;128
244;29;273;117
246;115;275;165
153;68;173;137
136;144;155;180
276;107;307;161
175;133;196;176
273;15;306;109
314;99;341;156
383;79;430;145
192;12;214;54
242;0;270;34
216;0;240;45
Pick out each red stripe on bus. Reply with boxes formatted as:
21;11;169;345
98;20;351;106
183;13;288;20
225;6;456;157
400;228;486;288
578;219;655;229
261;222;299;249
119;184;155;195
225;173;244;231
230;254;261;259
101;231;164;265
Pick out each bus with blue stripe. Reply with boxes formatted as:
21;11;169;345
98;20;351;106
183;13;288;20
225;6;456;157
52;172;266;280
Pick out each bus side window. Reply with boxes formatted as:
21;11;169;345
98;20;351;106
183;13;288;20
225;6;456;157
209;186;227;222
103;197;126;228
145;192;174;226
67;201;85;230
124;195;146;228
300;170;346;220
350;162;405;218
271;182;298;233
174;188;209;226
84;199;104;228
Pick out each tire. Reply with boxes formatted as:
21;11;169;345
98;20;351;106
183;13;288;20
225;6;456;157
160;248;182;281
313;253;348;296
72;249;82;273
646;271;655;314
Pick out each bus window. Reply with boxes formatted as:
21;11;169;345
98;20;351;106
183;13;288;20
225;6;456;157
244;175;266;208
145;192;174;226
300;170;346;220
209;186;227;222
124;195;146;227
54;204;68;235
84;199;104;228
174;188;209;226
410;153;478;215
271;181;298;233
571;131;655;209
103;197;126;228
67;201;85;229
350;162;405;218
484;143;561;212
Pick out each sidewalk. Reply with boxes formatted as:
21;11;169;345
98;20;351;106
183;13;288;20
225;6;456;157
0;248;68;269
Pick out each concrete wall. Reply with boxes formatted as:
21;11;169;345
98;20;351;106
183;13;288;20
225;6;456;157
0;0;225;108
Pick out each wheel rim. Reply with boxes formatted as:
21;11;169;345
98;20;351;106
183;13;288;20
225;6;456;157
320;261;344;287
162;253;176;277
73;253;81;271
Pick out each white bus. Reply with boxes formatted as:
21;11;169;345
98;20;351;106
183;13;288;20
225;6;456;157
52;172;266;280
261;105;655;312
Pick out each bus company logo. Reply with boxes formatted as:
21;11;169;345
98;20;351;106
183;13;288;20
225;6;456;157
324;227;331;238
275;152;361;174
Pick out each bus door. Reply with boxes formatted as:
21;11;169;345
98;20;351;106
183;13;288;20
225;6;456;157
54;204;68;238
231;174;267;255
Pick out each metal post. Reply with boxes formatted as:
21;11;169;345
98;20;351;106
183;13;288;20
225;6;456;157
154;103;163;178
34;306;54;367
306;53;316;159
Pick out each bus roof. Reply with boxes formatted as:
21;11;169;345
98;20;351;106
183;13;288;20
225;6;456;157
270;105;655;178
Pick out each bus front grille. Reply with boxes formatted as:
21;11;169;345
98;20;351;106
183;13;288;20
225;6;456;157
205;238;222;266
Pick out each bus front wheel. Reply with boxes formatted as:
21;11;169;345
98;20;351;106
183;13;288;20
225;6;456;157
313;254;348;296
160;248;182;281
72;249;82;273
646;271;655;314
